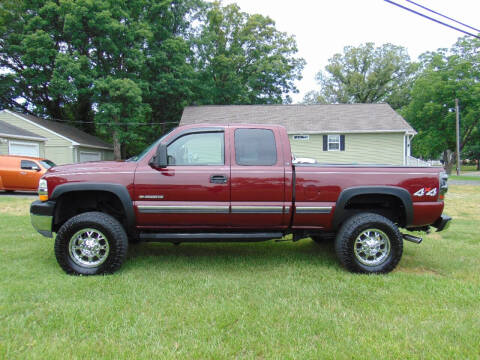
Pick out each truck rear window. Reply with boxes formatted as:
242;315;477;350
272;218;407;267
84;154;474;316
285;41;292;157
234;129;277;166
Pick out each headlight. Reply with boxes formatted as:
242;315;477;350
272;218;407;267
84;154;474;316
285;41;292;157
38;178;48;201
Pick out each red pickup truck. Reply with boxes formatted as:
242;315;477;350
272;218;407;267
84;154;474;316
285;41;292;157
30;124;451;275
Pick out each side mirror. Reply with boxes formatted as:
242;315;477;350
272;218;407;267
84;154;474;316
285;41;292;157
149;143;168;168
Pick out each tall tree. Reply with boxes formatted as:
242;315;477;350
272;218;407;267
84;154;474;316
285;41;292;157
304;43;417;109
0;0;200;158
1;0;304;157
0;0;68;118
192;2;305;105
402;36;480;174
139;0;199;151
95;77;149;159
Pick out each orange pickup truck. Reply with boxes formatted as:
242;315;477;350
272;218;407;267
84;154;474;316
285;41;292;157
0;155;55;192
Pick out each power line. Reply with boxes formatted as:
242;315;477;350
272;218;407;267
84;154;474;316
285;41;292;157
405;0;480;33
384;0;480;40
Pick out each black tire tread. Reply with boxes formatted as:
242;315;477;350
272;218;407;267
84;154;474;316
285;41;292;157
334;213;403;274
54;212;128;275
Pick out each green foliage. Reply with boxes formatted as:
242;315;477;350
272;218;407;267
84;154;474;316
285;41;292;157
0;0;304;157
304;43;417;109
192;2;305;105
402;36;480;173
95;77;150;158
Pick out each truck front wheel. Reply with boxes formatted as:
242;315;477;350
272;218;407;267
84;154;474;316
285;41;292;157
334;213;403;274
54;212;128;275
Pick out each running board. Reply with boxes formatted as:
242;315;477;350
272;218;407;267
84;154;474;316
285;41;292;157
139;232;284;243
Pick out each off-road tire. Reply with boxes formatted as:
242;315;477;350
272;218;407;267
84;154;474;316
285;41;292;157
334;213;403;274
54;212;128;275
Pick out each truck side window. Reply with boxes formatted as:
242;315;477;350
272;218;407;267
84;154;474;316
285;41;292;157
20;160;39;170
235;129;277;166
167;132;224;166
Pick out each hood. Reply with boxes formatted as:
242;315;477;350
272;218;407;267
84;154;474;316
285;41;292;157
45;161;137;175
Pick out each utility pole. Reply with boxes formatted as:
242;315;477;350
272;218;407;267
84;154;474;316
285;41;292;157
455;98;460;176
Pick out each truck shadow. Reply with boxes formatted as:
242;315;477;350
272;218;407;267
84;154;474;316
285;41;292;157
125;238;338;270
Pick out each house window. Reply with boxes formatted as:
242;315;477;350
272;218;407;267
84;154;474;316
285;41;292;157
293;135;309;141
323;134;345;151
328;135;340;151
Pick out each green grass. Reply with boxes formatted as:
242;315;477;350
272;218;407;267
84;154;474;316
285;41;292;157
450;175;480;181
460;164;478;172
1;187;479;359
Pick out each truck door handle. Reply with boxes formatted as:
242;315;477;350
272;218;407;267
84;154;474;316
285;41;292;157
210;175;228;184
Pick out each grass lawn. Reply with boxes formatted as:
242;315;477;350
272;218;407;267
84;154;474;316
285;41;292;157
461;164;478;172
450;175;480;181
1;186;479;359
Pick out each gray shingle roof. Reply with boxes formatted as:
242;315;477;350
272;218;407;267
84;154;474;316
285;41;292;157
0;119;47;140
180;104;416;134
7;111;113;149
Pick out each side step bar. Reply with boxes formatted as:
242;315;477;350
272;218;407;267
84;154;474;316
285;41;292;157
139;232;284;243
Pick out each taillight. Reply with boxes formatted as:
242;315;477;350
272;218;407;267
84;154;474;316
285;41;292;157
438;172;448;201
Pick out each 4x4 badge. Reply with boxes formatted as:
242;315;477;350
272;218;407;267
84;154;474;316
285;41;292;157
414;188;437;197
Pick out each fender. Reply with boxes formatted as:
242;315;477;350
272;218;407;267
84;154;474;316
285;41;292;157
50;183;136;236
332;186;413;230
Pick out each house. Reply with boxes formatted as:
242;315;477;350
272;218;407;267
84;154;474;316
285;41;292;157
180;104;417;165
0;110;114;164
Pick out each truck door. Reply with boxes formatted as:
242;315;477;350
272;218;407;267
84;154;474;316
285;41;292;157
134;128;230;228
229;127;288;228
17;159;42;190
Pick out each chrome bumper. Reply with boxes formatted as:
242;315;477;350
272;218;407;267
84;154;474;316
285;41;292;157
30;200;55;238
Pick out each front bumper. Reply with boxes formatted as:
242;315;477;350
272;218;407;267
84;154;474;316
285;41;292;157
30;200;55;238
433;214;452;232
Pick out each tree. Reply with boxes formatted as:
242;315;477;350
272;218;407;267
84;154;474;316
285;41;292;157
192;2;305;105
1;0;304;158
402;36;480;174
463;142;480;170
95;77;149;159
304;43;417;109
0;0;68;119
0;0;200;157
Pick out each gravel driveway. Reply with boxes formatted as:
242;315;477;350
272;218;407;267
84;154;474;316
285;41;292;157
0;191;37;198
449;180;480;186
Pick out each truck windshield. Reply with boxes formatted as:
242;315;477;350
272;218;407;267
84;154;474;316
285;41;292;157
126;129;175;162
40;160;56;169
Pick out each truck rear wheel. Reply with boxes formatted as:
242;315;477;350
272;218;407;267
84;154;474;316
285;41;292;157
334;213;403;274
54;212;128;275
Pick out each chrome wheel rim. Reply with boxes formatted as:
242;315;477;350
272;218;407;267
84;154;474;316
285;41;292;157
69;228;110;268
353;228;391;266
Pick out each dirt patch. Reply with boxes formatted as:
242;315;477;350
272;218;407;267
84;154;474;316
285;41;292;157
0;199;31;216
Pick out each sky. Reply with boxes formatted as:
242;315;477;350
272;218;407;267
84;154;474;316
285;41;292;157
223;0;480;103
